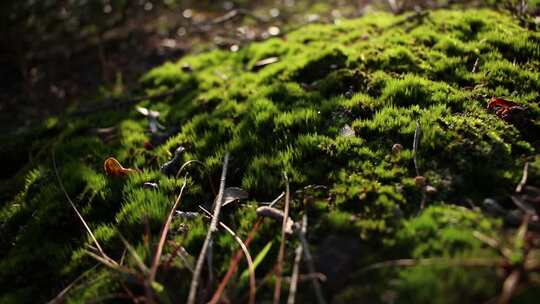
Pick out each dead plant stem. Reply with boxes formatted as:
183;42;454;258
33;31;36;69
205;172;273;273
187;153;230;304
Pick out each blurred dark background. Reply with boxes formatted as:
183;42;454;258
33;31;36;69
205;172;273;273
0;0;538;133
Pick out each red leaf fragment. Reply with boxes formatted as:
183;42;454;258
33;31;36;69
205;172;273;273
487;97;526;121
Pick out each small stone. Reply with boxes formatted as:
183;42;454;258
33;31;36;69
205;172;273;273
415;176;426;188
340;124;355;137
424;185;438;195
160;146;186;177
143;182;159;190
392;143;403;154
181;63;193;72
175;211;200;220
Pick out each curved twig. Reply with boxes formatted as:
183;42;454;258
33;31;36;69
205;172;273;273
199;206;257;304
209;218;262;304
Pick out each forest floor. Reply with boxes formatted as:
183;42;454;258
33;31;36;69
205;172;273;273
1;1;540;304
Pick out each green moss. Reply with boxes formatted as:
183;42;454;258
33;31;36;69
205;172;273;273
1;8;539;303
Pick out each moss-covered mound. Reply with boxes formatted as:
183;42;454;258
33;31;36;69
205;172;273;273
1;8;540;303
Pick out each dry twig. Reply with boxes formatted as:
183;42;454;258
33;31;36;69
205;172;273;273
53;150;113;263
287;217;306;304
47;265;98;304
273;172;291;304
516;162;530;193
209;219;263;304
187;153;230;304
149;175;188;282
297;215;326;304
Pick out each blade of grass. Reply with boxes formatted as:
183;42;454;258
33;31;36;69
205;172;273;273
239;240;273;283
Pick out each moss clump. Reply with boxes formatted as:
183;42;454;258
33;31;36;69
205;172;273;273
1;8;539;303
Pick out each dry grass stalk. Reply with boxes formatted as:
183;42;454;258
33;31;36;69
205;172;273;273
187;152;230;304
199;206;257;304
273;172;291;304
515;162;529;193
175;159;217;197
53;150;121;270
297;214;326;304
47;265;98;304
149;174;188;282
269;191;286;207
209;218;263;304
53;151;110;260
287;216;306;304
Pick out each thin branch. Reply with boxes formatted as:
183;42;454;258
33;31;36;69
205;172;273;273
472;57;480;73
287;222;305;304
207;239;214;290
273;172;291;304
269;192;286;208
199;206;257;304
297;215;326;304
209;219;263;304
516;162;529;193
187;153;230;304
149;174;189;282
120;234;150;276
498;270;521;304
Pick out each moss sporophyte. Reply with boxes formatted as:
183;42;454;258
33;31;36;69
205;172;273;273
1;8;540;303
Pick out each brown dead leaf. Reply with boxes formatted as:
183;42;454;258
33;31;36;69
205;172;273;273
104;157;137;177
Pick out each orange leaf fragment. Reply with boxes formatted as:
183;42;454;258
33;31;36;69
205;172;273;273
104;157;137;177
